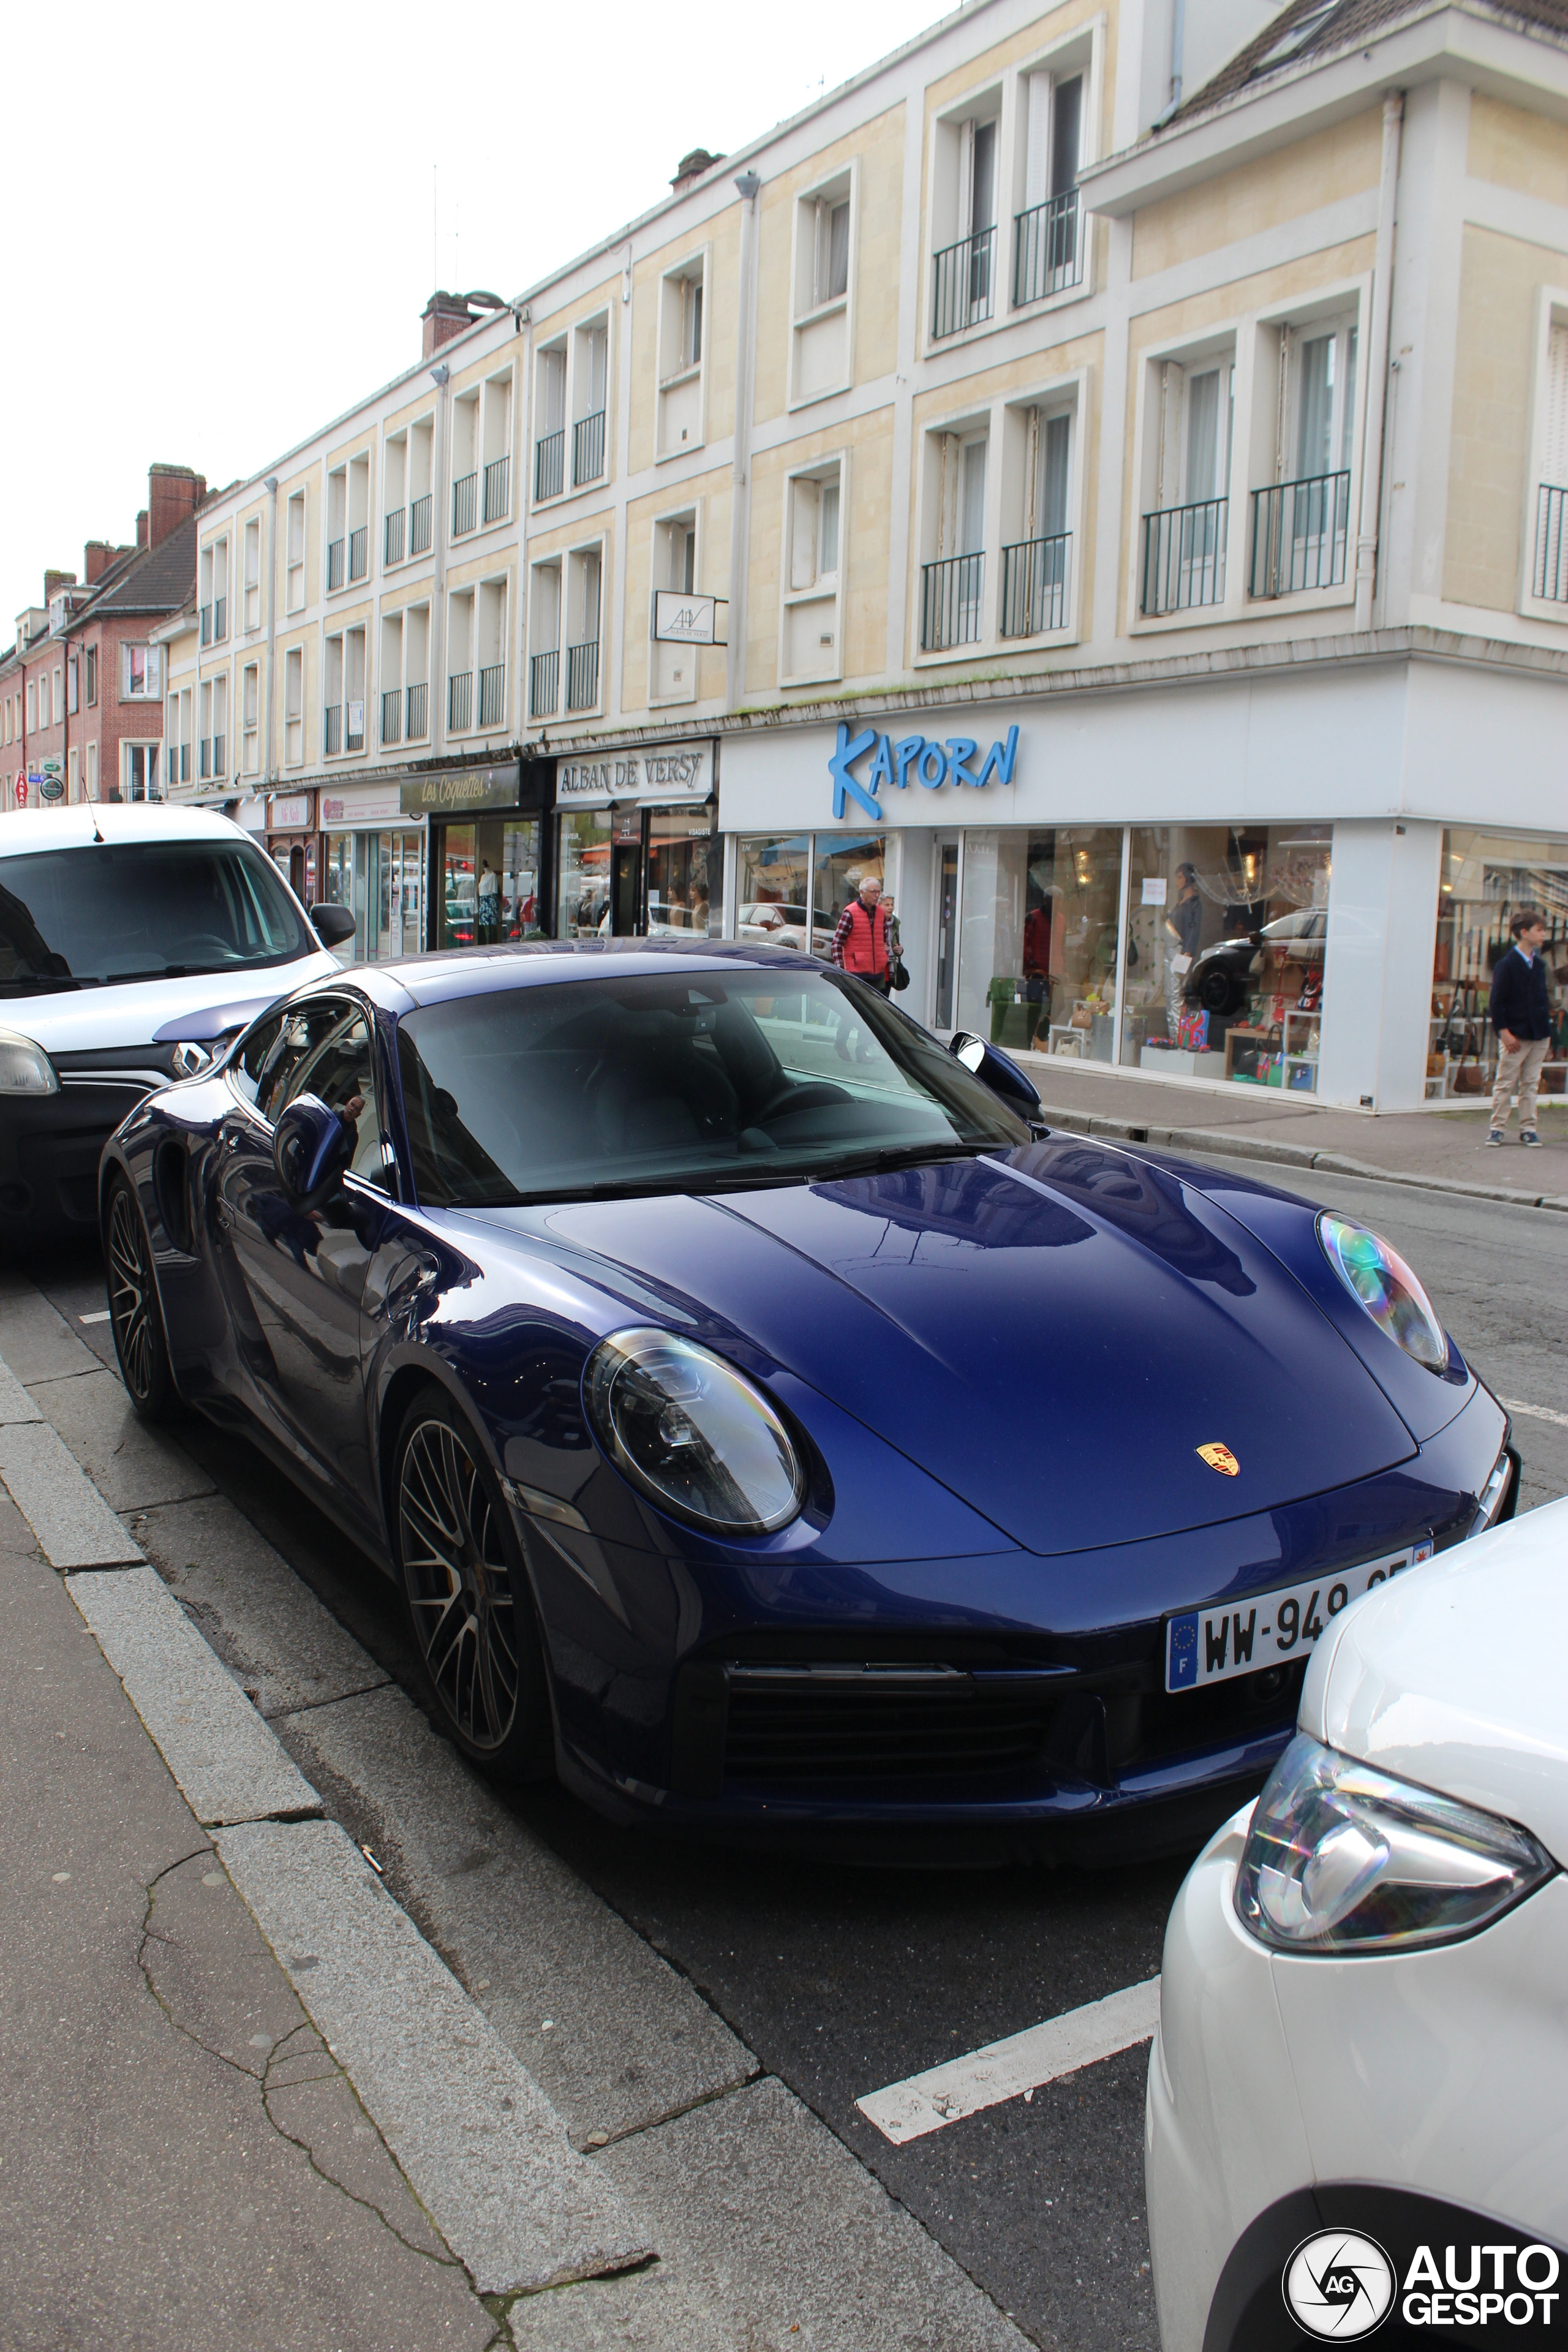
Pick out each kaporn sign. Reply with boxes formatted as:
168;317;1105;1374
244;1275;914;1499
829;721;1020;820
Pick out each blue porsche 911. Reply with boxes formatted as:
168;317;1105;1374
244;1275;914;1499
101;942;1517;1861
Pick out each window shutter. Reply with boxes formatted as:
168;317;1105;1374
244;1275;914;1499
1544;322;1568;489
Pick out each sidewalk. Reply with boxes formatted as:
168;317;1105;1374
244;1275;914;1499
1011;1053;1568;1209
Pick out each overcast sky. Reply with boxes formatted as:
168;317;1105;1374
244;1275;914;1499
2;0;940;617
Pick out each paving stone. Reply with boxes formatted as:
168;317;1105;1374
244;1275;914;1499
27;1365;215;1512
0;1419;143;1567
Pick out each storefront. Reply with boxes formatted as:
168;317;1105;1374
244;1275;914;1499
400;761;551;955
266;791;318;908
320;783;426;963
554;741;717;939
712;665;1568;1114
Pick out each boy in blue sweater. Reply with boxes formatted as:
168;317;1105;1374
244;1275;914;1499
1487;907;1553;1147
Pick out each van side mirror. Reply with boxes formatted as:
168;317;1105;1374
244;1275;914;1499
273;1093;355;1210
948;1033;1044;1122
311;902;357;949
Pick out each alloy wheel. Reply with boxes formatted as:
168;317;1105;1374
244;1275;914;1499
108;1186;155;1403
398;1417;520;1751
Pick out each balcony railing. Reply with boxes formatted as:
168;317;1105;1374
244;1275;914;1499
410;492;432;556
213;596;227;642
200;603;213;647
535;429;565;502
381;689;402;746
345;703;364;753
530;649;559;718
200;738;212;779
406;680;428;741
919;552;985;651
348;526;368;582
1140;497;1228;616
323;704;342;756
1533;482;1568;603
327;537;345;591
573;409;606;486
1249;470;1350;598
931;225;995;341
566;640;600;711
1000;532;1070;637
448;670;473;731
384;507;405;567
452;472;478;537
478;663;505;728
483;456;510;524
1013;187;1082;308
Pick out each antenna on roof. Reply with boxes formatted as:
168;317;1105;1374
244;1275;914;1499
88;795;104;844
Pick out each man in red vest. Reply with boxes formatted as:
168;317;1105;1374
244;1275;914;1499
830;873;892;1061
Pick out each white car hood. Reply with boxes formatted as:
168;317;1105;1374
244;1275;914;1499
0;953;337;1055
1300;1496;1568;1864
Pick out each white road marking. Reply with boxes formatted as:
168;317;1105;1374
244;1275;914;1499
856;1976;1162;2146
1501;1397;1568;1431
78;1310;111;1325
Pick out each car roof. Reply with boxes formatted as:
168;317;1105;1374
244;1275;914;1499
350;937;823;1011
0;803;257;856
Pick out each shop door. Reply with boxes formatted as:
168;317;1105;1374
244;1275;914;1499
934;839;960;1030
611;843;643;936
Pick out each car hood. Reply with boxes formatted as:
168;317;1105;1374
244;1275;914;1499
1302;1495;1568;1863
0;953;336;1055
538;1137;1417;1556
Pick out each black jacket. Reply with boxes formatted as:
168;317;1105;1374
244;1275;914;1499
1490;945;1551;1042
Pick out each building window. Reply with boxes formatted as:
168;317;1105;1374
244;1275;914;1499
447;590;475;732
123;645;163;699
1531;317;1568;605
85;647;97;706
67;657;78;716
482;371;512;525
1250;317;1357;600
573;320;609;487
241;663;260;775
287;491;306;610
451;393;479;538
53;667;62;724
657;257;707;458
791;175;853;405
200;538;229;644
86;741;98;799
651;511;700;703
348;455;370;582
1001;402;1073;638
529;564;561;719
932;102;1000;341
285;646;304;767
535;344;567;502
1014;64;1085;306
565;549;601;712
1140;350;1235;617
404;606;430;741
26;682;36;732
921;426;989;650
477;579;507;728
244;518;262;630
782;464;843;685
123;743;163;804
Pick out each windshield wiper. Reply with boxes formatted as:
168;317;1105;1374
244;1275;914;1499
0;974;83;994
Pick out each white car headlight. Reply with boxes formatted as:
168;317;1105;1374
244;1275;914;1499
584;1327;805;1536
0;1028;58;1095
1235;1733;1555;1954
1318;1212;1449;1374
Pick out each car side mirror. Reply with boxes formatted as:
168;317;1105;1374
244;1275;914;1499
273;1092;355;1210
311;902;357;949
948;1032;1044;1121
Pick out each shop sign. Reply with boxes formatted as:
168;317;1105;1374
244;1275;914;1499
557;743;710;808
270;793;313;831
398;761;522;818
652;591;727;646
828;722;1019;821
323;788;406;827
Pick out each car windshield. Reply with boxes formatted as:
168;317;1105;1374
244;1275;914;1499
0;839;311;993
397;967;1031;1207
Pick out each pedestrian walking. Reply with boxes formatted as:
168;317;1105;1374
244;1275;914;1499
830;872;892;1060
1487;906;1553;1147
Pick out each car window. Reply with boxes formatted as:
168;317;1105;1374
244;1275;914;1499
0;839;311;996
279;1003;390;1191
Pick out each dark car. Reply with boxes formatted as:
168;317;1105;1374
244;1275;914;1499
100;941;1515;1862
1183;907;1327;1016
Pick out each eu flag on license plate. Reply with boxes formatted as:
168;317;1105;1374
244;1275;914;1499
1167;1613;1199;1689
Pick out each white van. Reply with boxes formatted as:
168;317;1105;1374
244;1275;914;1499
0;804;353;1238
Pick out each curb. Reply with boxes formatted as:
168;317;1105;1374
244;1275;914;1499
1035;1102;1568;1213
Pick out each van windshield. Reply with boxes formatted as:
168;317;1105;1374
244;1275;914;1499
0;840;312;993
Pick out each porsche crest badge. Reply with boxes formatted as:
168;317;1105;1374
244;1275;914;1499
1196;1442;1240;1477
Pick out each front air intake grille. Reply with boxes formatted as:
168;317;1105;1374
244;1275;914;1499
722;1667;1062;1785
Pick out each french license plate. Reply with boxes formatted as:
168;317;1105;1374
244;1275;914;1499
1164;1540;1434;1692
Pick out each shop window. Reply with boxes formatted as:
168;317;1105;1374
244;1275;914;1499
647;809;715;937
782;462;843;686
814;835;887;964
737;835;814;953
557;808;614;937
956;827;1124;1055
1430;829;1568;1102
791;172;853;404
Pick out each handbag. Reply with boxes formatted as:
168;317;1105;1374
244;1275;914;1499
891;959;910;991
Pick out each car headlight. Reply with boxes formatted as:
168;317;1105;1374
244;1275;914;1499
1318;1212;1448;1373
1235;1732;1555;1954
0;1028;58;1095
584;1327;805;1536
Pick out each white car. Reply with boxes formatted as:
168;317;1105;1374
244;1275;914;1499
1146;1496;1567;2350
0;804;350;1237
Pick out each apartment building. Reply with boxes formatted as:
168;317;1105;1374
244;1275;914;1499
173;0;1568;1109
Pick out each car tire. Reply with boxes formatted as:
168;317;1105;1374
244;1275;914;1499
1199;963;1242;1016
105;1174;184;1424
392;1384;554;1784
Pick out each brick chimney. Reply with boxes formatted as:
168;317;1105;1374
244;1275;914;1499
83;541;117;584
148;464;206;550
671;147;725;193
421;290;476;358
43;568;77;603
137;511;149;549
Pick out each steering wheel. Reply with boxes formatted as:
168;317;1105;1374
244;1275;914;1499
176;934;241;963
752;1079;853;1127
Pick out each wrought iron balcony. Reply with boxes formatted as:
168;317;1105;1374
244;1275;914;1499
566;640;600;711
573;409;606;486
931;225;995;341
410;493;432;556
448;670;473;732
1013;188;1082;308
1249;470;1350;598
348;526;368;582
478;663;505;728
384;507;405;567
1000;532;1070;637
1140;497;1228;616
380;689;402;747
323;704;342;756
483;456;510;524
919;552;985;651
213;597;227;642
530;649;559;718
405;680;429;741
1534;483;1568;602
535;430;565;502
451;473;478;538
327;538;345;591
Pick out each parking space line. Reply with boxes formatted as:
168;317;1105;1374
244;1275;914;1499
1501;1397;1568;1430
856;1977;1162;2146
77;1310;111;1325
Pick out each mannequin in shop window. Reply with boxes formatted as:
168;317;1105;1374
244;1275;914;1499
477;860;499;945
1024;884;1052;1050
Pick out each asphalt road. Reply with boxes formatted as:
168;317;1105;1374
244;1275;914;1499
30;1156;1568;2352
